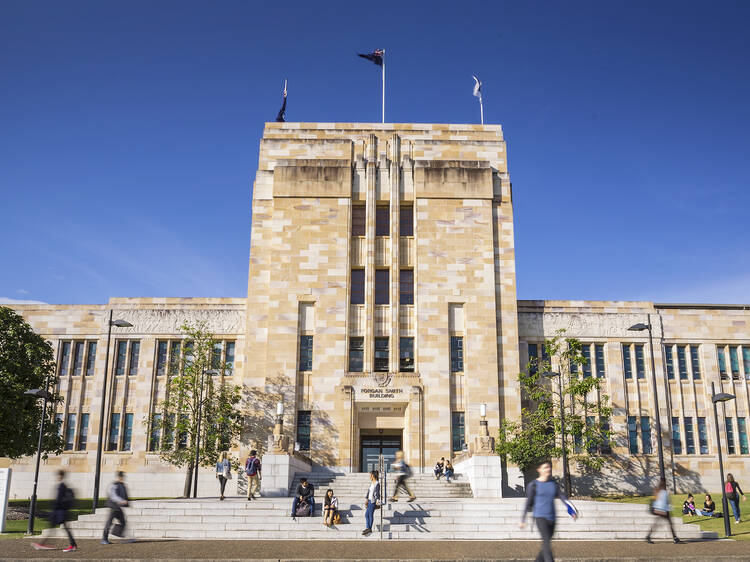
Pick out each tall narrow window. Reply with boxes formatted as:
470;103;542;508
375;206;389;236
115;341;127;375
350;270;365;305
351;205;366;237
149;414;162;452
738;417;749;455
178;414;189;449
671;417;682;454
586;416;596;453
399;270;414;305
717;347;727;380
399;337;414;372
450;336;464;373
623;345;632;380
211;342;223;373
400;205;413;236
451;412;465;452
527;343;538;375
684;417;695;454
55;413;64;436
296;411;311;451
729;346;740;379
65;414;76;451
375;270;389;304
582;345;592;378
299;335;313;371
725;417;736;454
108;413;120;451
73;342;84;376
635;345;645;379
677;345;688;380
690;345;701;380
664;345;675;380
640;416;652;454
349;337;364;372
374;337;389;372
595;344;605;378
169;341;181;375
600;418;612;454
85;342;97;376
156;341;168;376
743;347;750;380
697;417;709;455
225;342;235;374
627;416;638;453
128;341;140;376
163;414;175;450
60;342;71;376
78;413;89;450
122;413;134;451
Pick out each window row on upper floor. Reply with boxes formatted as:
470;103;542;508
351;205;413;237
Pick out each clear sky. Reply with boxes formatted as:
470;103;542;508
1;1;749;305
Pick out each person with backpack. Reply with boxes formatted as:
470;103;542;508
645;478;681;544
244;450;261;501
390;450;416;502
32;470;77;552
725;473;746;523
291;478;315;518
362;470;380;536
101;471;130;544
519;460;578;562
323;488;339;527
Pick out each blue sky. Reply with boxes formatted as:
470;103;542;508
1;1;749;305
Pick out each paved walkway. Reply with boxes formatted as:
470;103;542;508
5;538;750;560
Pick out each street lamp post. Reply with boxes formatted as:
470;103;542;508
544;371;571;496
711;382;735;538
23;383;51;535
192;366;206;498
92;310;132;511
628;315;666;483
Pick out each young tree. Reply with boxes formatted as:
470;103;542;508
497;329;613;494
145;322;242;497
0;307;64;458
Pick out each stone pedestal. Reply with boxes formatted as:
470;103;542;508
259;453;311;497
454;454;505;498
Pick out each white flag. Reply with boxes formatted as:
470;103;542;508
472;75;482;100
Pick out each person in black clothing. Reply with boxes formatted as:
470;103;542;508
32;470;77;552
102;471;130;544
291;478;315;518
703;494;716;517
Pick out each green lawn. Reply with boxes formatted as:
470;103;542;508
595;493;750;541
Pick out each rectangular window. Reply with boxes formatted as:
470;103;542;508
400;205;413;236
350;270;365;305
108;413;120;451
690;345;701;380
128;341;140;376
451;412;465;452
595;344;605;378
178;414;189;449
697;417;709;455
299;335;313;371
85;342;97;376
122;413;133;451
65;414;76;451
169;341;181;375
225;342;235;374
211;342;223;372
684;417;695;455
399;269;414;305
352;205;366;237
738;418;749;455
375;206;389;236
527;343;538;375
115;341;127;375
664;345;674;379
156;341;168;376
349;337;364;372
627;416;638;454
586;415;596;453
60;341;71;376
73;342;84;376
729;346;740;379
718;347;727;379
582;345;592;378
671;417;682;454
164;414;175;450
600;418;612;454
635;345;645;379
55;413;64;436
641;416;652;454
450;336;464;373
78;413;89;450
375;270;389;305
743;347;750;380
623;345;632;379
726;417;736;454
677;345;688;380
374;337;389;372
149;414;161;452
399;337;414;372
296;411;311;451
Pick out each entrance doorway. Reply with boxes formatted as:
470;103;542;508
360;433;402;473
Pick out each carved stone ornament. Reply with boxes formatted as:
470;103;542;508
104;308;245;335
374;372;393;387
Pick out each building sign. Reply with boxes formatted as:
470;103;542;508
359;387;405;401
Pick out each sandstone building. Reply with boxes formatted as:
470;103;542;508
7;123;750;498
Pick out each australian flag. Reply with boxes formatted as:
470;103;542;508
357;49;384;67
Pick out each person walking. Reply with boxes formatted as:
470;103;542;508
291;477;315;518
444;459;455;483
362;470;380;536
323;488;338;527
244;450;261;501
215;451;231;500
31;470;77;552
645;478;681;544
725;473;746;523
520;460;577;562
101;471;130;545
390;450;416;502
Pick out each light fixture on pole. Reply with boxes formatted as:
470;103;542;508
23;385;51;535
628;316;666;484
92;311;133;511
711;382;735;538
544;371;571;496
271;401;289;454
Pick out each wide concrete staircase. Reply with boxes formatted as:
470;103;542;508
289;472;472;499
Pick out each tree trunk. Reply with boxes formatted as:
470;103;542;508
183;462;193;498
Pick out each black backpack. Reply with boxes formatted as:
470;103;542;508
61;485;75;510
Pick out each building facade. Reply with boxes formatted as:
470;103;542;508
6;123;750;498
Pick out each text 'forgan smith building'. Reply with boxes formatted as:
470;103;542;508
8;122;750;498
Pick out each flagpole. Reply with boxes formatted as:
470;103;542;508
479;96;484;125
382;50;386;123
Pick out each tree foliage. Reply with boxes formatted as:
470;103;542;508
0;306;64;458
497;329;614;478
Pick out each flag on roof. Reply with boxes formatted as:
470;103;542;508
472;75;482;101
358;49;384;67
275;80;287;123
